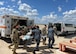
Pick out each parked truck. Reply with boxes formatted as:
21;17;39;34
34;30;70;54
0;15;34;38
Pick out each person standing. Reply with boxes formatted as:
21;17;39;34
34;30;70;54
23;26;28;35
53;25;58;37
32;26;41;51
41;25;47;45
8;34;14;49
22;27;31;49
47;26;55;48
11;24;20;54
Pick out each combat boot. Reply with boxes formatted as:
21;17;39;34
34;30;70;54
43;41;46;45
8;46;11;49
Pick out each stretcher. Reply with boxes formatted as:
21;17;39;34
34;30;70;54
20;35;33;41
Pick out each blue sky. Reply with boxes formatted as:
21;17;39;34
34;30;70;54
0;0;76;24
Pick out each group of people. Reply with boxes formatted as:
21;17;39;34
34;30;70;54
8;23;57;54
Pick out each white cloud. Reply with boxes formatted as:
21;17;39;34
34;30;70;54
18;0;22;5
0;7;20;15
7;5;16;9
18;3;38;16
4;3;76;24
41;12;58;24
19;3;57;24
58;6;62;12
25;11;58;24
63;10;76;15
26;9;38;16
63;9;76;24
42;12;57;20
18;3;40;24
0;2;59;24
0;1;4;5
19;3;31;12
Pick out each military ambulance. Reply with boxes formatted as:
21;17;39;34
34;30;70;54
0;15;34;38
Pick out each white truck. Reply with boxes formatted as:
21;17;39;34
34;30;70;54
49;22;76;35
0;15;34;38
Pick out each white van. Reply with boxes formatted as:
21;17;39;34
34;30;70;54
53;22;76;35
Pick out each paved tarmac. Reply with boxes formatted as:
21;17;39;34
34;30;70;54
0;34;76;54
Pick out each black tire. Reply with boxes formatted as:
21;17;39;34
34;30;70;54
0;33;1;39
65;31;68;36
0;36;1;39
74;31;76;34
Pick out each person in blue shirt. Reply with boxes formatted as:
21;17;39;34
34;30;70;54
48;25;55;48
32;26;41;51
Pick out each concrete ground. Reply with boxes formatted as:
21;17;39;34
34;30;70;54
0;34;76;54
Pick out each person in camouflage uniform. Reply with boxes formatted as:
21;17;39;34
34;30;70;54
21;26;29;49
11;24;20;54
41;25;47;45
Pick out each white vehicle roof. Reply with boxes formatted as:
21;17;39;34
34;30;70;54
0;15;28;20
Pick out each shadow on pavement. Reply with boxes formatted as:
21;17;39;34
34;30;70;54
64;34;76;39
18;53;30;54
63;48;76;54
41;50;53;54
22;45;54;53
0;37;12;43
17;45;55;54
57;34;76;39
